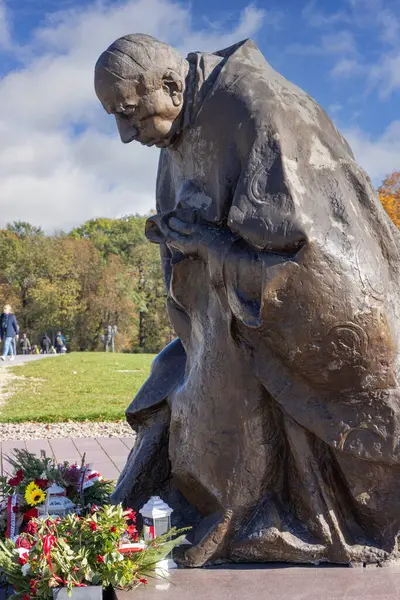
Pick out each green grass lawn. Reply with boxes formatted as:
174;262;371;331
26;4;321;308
0;353;155;423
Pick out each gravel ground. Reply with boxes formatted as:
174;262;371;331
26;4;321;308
0;420;135;441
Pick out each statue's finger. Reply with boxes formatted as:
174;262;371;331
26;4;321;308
166;231;197;254
168;217;196;236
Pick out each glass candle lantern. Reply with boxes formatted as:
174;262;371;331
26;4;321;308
139;496;176;571
39;483;75;518
139;496;173;540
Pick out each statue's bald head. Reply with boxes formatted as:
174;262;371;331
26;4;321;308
95;34;187;89
94;35;189;148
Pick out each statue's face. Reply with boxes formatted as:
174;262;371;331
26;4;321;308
95;69;184;148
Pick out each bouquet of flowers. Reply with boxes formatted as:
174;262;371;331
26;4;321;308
0;450;113;538
0;504;187;599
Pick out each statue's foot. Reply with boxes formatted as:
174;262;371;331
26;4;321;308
176;509;233;567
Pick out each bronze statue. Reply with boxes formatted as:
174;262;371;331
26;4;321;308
95;34;400;567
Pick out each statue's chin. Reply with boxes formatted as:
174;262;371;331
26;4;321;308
141;137;173;149
121;136;136;144
155;139;172;148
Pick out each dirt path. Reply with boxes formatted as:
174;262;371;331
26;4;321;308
0;365;23;405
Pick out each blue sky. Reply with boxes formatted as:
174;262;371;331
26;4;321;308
0;0;398;229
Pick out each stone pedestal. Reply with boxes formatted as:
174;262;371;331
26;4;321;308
114;564;400;600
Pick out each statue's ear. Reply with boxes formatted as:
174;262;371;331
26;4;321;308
162;70;184;107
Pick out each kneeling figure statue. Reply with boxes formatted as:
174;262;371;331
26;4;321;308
94;34;400;567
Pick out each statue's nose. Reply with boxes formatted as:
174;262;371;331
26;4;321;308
115;115;138;144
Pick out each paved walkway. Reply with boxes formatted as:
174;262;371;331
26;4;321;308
0;354;57;365
1;435;131;481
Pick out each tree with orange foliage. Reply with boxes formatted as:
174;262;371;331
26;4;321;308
378;171;400;229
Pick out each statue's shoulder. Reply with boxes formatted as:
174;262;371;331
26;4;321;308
213;38;261;61
210;39;333;136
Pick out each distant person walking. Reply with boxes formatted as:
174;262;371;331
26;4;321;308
55;331;66;354
104;325;112;352
20;333;31;355
12;333;19;356
0;304;19;361
40;334;51;354
104;324;117;352
111;325;117;353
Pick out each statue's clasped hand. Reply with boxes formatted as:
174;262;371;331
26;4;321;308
146;212;223;260
167;217;224;258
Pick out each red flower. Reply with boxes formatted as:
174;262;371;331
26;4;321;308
26;521;38;535
140;578;148;585
96;555;105;563
18;554;28;565
23;508;39;521
45;519;55;528
16;537;33;550
73;566;79;572
88;521;97;532
110;526;117;533
127;525;137;536
9;470;24;487
29;579;38;594
23;594;30;600
15;470;24;484
34;478;48;489
126;509;136;522
12;506;19;513
43;534;56;555
91;505;99;513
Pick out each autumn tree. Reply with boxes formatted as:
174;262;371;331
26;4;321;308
129;242;174;352
77;254;138;351
378;172;400;228
69;215;147;262
6;221;44;238
70;215;172;352
0;215;172;353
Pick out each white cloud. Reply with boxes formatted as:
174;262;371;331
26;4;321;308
300;0;400;96
344;120;400;185
347;0;400;94
369;51;400;97
322;31;357;55
328;102;343;114
301;1;351;27
0;0;266;230
376;7;400;46
287;30;357;55
331;57;363;78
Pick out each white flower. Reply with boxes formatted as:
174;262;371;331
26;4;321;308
21;563;30;576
